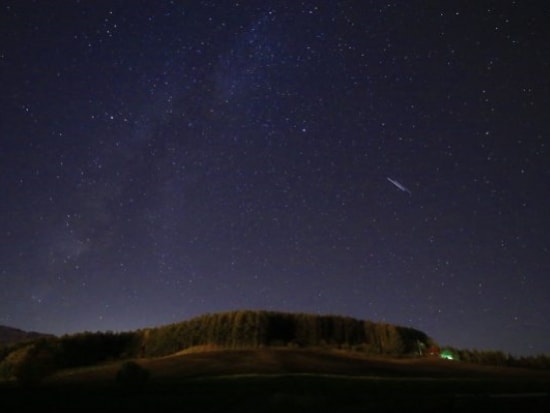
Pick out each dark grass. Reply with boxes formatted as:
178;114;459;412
2;374;549;412
2;348;549;412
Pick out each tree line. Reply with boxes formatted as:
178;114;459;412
438;346;550;370
137;310;432;357
1;310;549;384
0;310;430;382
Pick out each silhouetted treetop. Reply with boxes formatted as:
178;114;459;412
137;310;433;357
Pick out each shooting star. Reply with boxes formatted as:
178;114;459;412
387;177;412;195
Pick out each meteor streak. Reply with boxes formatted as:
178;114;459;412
387;177;411;195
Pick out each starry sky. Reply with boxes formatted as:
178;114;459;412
1;1;549;356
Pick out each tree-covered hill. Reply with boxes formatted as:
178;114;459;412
137;310;433;358
0;310;433;379
2;310;549;385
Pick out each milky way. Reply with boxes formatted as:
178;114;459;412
1;1;549;356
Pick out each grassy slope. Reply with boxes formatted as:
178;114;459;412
49;347;550;384
3;348;549;412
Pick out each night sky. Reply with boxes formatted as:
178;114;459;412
1;1;549;356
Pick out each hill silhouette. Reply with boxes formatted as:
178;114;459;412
0;310;432;379
0;325;52;345
137;310;433;358
2;310;549;386
2;311;550;412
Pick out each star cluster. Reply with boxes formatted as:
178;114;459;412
1;1;549;355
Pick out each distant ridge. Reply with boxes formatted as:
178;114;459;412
1;311;549;379
0;325;53;345
137;310;434;358
0;311;432;357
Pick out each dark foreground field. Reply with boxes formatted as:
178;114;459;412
2;348;549;412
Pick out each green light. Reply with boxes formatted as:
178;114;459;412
440;349;456;360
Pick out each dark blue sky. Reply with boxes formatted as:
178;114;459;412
1;1;549;356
